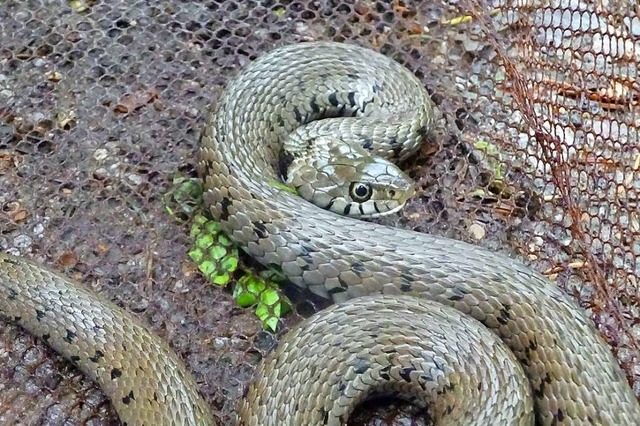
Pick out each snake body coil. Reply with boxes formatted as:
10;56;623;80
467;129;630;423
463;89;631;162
1;42;640;425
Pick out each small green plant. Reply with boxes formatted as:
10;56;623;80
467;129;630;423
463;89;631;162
164;176;292;331
189;217;239;285
188;213;291;331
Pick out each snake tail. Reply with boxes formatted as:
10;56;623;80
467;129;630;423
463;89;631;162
0;253;214;426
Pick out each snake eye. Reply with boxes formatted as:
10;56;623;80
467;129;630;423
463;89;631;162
349;182;373;203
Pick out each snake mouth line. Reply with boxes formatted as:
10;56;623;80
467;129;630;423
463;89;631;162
359;200;407;218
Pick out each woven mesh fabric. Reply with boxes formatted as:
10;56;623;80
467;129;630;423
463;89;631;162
1;0;638;423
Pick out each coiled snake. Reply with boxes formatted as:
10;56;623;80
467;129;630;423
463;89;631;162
1;42;639;425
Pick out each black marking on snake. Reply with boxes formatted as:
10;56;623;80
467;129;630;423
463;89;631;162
293;106;303;123
220;197;232;221
400;367;416;383
400;272;414;284
328;92;340;107
362;136;373;150
337;276;349;289
361;98;374;112
90;350;105;363
35;309;45;321
358;204;365;215
328;286;347;295
309;96;320;113
324;198;335;211
392;143;403;159
299;261;310;271
13;316;21;322
299;241;316;257
448;286;470;301
278;148;295;181
400;283;412;292
1;257;19;265
418;375;431;390
367;330;380;340
528;336;538;351
322;409;329;424
122;390;135;405
533;372;552;398
64;329;76;343
437;382;456;396
417;125;429;138
372;82;383;93
306;138;315;150
343;204;352;215
7;287;17;300
379;365;391;380
555;409;565;422
275;114;285;127
347;91;357;107
253;221;268;239
111;368;123;380
153;392;158;401
70;355;80;363
42;333;50;342
337;380;347;392
497;305;511;325
351;261;366;275
373;202;381;214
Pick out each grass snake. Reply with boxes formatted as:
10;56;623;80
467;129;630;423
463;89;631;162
2;41;640;425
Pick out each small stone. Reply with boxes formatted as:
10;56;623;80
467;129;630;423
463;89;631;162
469;223;486;240
33;223;45;236
127;174;143;186
172;280;190;293
93;167;108;180
93;148;109;161
213;337;227;349
13;234;33;248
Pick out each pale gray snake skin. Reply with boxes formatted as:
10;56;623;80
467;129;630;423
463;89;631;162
1;41;639;425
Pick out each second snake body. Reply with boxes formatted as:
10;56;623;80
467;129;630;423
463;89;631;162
1;41;639;425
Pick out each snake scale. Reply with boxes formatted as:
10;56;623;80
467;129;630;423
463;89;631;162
1;41;639;425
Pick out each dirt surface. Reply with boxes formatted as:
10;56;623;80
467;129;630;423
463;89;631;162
1;0;639;425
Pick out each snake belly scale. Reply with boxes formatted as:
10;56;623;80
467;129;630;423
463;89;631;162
1;41;639;425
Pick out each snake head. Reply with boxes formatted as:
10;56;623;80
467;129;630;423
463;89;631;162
284;135;415;218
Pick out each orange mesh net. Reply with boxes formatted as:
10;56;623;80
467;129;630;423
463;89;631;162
0;0;638;423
